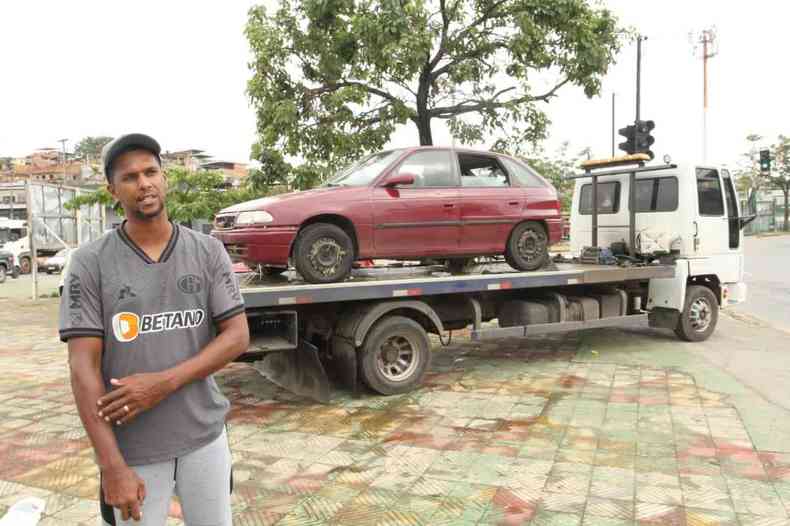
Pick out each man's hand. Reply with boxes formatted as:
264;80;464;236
102;464;146;522
97;372;173;425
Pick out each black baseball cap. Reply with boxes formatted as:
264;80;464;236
101;133;162;181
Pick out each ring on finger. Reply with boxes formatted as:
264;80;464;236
124;405;130;413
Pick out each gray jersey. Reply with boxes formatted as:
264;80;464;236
59;222;245;466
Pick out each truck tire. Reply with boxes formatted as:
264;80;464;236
19;256;31;275
674;285;718;342
293;223;355;283
0;265;6;283
360;315;431;395
505;221;548;272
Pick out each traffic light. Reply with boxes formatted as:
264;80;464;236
618;125;636;155
760;149;771;176
633;120;655;160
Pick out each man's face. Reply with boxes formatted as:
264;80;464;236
108;150;167;221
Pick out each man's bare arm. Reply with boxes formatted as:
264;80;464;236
98;313;249;425
69;337;144;521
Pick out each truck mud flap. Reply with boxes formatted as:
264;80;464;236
251;340;331;404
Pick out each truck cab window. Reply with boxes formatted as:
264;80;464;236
635;177;678;212
696;168;724;216
580;182;620;214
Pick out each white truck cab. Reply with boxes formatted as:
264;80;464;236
567;156;748;341
0;218;30;274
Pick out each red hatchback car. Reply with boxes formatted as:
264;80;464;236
212;147;562;283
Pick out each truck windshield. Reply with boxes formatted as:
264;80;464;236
324;150;403;187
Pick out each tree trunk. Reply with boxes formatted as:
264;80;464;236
784;187;789;231
415;69;433;145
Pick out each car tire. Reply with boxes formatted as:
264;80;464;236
359;315;431;395
505;221;548;271
293;223;355;283
0;265;6;284
674;285;718;342
19;256;31;274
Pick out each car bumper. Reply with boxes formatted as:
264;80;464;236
212;226;297;267
545;217;563;244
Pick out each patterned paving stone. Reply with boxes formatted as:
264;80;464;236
3;299;790;525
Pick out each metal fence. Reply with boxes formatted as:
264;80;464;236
741;197;788;235
0;182;105;250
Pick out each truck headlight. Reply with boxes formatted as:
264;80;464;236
235;211;274;226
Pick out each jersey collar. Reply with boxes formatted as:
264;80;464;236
117;220;180;264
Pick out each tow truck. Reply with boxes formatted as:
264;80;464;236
228;154;749;402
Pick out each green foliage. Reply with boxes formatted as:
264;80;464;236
63;168;266;224
246;0;624;171
74;136;113;163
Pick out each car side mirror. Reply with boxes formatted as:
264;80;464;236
383;173;416;187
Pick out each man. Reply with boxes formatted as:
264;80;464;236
59;133;249;525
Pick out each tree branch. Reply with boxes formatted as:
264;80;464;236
429;78;570;119
305;81;404;107
427;0;451;71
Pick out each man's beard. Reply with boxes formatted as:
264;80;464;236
131;198;165;221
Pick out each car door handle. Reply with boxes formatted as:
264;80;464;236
443;203;455;208
508;201;520;206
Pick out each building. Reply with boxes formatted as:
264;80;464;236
200;160;248;187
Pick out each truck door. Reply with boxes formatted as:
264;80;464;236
693;167;741;282
720;169;741;250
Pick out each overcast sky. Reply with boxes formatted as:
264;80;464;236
1;1;787;169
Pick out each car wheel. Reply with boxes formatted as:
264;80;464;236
0;265;6;284
19;256;31;274
359;316;431;395
505;221;548;271
674;285;718;342
293;223;354;283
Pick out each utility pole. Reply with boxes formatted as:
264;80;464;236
58;138;69;182
611;92;615;157
691;28;718;163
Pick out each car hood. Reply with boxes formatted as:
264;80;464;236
219;186;367;214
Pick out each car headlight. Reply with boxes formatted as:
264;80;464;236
235;210;274;226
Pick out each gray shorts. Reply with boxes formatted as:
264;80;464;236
101;428;232;526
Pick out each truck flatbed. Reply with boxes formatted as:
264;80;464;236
240;262;675;309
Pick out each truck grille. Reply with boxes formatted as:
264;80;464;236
214;214;236;230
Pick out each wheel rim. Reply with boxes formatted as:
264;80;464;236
376;335;419;382
516;228;547;264
308;237;347;278
689;297;712;332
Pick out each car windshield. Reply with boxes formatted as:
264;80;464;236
324;150;403;187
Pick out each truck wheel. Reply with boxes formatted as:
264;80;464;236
19;256;31;274
0;265;6;283
674;285;718;342
293;223;354;283
505;221;548;271
360;316;431;395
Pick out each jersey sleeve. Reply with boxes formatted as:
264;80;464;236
59;249;104;342
209;240;245;323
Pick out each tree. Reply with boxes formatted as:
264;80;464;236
64;168;261;226
772;135;790;231
520;142;585;213
246;0;624;171
732;134;763;204
74;136;113;163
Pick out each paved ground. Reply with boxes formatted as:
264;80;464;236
3;297;790;525
0;272;62;300
733;234;790;333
